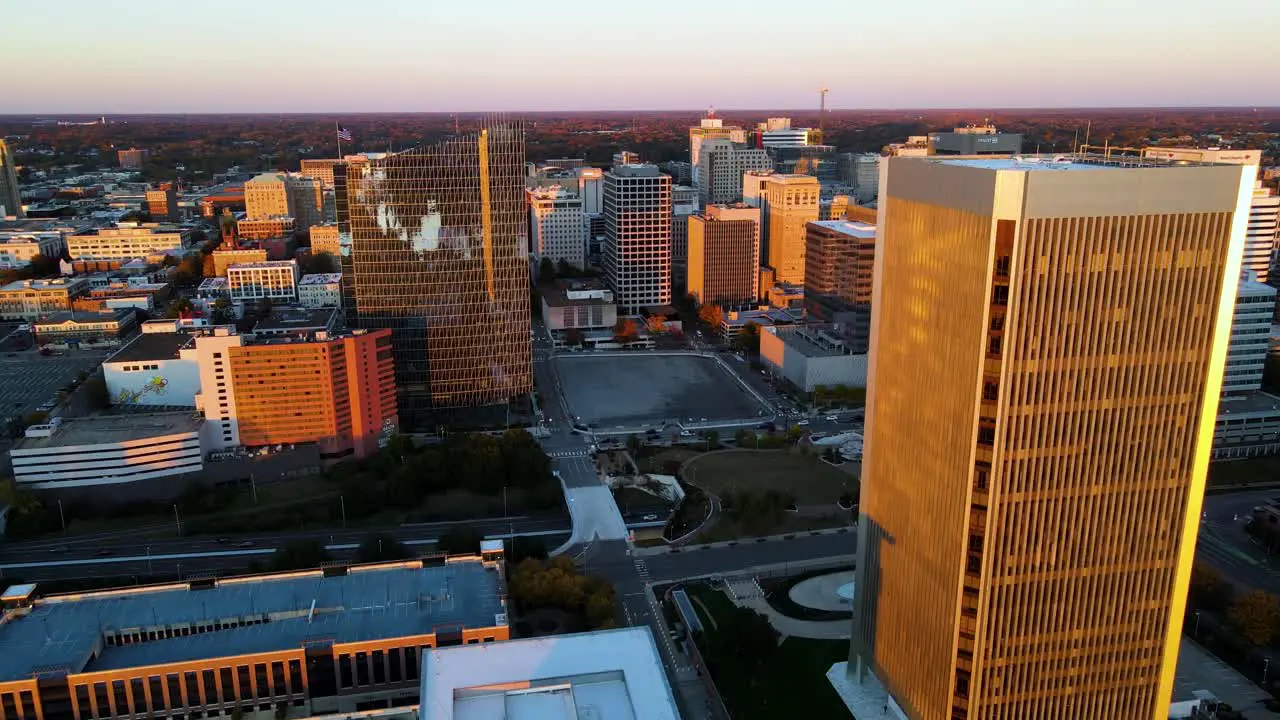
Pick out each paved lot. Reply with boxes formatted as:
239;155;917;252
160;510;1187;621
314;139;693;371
555;354;766;429
1173;638;1276;717
0;348;113;421
1200;489;1280;595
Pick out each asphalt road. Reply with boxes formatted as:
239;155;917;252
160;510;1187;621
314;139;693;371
1199;489;1280;595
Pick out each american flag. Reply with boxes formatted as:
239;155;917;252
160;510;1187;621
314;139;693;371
336;126;352;142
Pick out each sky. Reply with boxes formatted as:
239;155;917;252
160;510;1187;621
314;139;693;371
4;0;1279;113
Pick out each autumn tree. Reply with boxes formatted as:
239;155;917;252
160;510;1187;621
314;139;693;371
698;303;724;329
647;314;666;333
1189;563;1233;612
564;328;585;346
613;317;638;340
1229;590;1280;646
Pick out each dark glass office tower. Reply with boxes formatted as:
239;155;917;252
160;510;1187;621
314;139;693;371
335;123;532;424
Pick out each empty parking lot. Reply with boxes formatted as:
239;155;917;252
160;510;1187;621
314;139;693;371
554;353;765;429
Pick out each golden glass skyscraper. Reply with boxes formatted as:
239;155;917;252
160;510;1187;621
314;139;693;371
850;154;1255;719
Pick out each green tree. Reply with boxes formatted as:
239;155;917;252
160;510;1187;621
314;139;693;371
1229;590;1280;646
438;526;483;555
211;296;234;324
538;256;556;281
165;297;194;318
357;533;410;562
556;258;578;277
28;254;63;278
83;375;110;410
734;322;761;353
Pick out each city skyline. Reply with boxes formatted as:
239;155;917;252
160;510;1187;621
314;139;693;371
4;0;1279;113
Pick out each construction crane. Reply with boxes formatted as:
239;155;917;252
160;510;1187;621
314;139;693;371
817;85;830;144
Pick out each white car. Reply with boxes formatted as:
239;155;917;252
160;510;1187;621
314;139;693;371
796;420;810;426
825;415;838;421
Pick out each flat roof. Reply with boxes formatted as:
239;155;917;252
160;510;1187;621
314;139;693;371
1240;279;1276;297
253;307;336;332
228;260;297;271
927;153;1231;172
300;273;342;285
1217;391;1280;417
12;412;202;452
421;628;679;720
108;330;195;363
0;560;505;682
772;325;852;358
810;220;876;239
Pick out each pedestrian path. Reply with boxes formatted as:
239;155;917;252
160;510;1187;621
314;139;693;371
721;573;850;640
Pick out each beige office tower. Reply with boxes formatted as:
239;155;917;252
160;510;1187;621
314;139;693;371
848;155;1255;719
762;174;819;284
697;138;773;206
687;204;760;307
689;110;746;178
0;139;23;219
244;173;323;232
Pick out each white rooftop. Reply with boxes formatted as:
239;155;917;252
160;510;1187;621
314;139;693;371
300;273;343;285
812;220;876;238
420;627;679;720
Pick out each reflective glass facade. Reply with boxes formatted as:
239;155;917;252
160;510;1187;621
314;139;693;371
335;124;532;421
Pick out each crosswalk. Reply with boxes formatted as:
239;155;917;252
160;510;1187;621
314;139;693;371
549;449;591;458
633;557;651;582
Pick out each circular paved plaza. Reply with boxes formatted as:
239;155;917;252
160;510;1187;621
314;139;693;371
788;571;855;612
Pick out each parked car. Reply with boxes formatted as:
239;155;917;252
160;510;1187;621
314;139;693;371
642;514;659;521
825;415;838;421
796;420;810;426
234;541;256;548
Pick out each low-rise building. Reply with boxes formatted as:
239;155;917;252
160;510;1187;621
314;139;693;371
310;222;341;257
298;272;342;308
117;147;149;168
541;280;618;334
251;306;339;338
1214;391;1280;460
0;276;91;320
0;555;510;719
0;231;65;269
759;323;867;391
195;276;230;312
33;308;138;346
66;223;187;260
144;183;179;222
74;282;172;314
237;216;296;241
421;627;679;720
10;412;204;489
212;246;269;277
227;260;299;303
719;307;801;338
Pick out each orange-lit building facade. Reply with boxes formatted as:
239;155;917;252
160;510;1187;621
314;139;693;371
850;155;1256;719
228;329;397;461
0;554;508;720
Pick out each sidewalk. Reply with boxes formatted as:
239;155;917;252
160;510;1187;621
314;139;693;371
722;574;851;640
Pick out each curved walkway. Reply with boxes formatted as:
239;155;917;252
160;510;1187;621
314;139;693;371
722;574;850;640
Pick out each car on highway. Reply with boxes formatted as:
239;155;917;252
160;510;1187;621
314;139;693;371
234;541;256;548
796;420;810;426
49;546;70;554
825;415;838;421
679;430;694;437
95;549;114;557
642;514;659;521
215;537;232;544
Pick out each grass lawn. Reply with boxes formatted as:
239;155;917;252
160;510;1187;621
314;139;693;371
695;512;851;543
1209;456;1280;487
685;450;856;505
684;584;850;720
636;447;702;474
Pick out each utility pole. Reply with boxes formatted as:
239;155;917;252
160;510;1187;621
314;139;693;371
57;499;66;533
340;495;347;529
173;504;182;536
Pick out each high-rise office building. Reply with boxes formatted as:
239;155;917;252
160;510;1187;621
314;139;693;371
144;183;178;222
696;138;773;207
761;174;819;285
117;147;150;169
603;164;672;313
613;150;641;166
336;123;532;419
0;139;23;219
848;155;1255;719
577;167;603;215
1142;148;1275;282
687;204;759;307
755;117;813;148
1224;271;1276;395
841;153;882;204
804;220;876;353
689;110;746;184
670;185;699;287
528;186;586;269
244;173;323;233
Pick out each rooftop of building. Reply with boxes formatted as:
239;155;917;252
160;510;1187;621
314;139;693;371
246;172;289;184
810;220;876;239
528;185;581;200
764;173;820;184
927;152;1236;172
0;559;506;682
542;279;614;307
107;330;197;363
300;273;343;285
1240;278;1277;296
723;308;803;328
1218;391;1280;419
227;260;299;271
608;164;662;178
252;307;337;333
0;277;87;292
33;309;134;326
214;245;269;254
768;324;855;358
198;276;229;289
421;627;679;720
12;411;202;452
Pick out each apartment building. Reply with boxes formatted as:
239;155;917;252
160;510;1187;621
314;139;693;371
226;260;300;304
67;223;187;260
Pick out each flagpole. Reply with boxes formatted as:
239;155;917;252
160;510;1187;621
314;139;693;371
335;121;343;158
